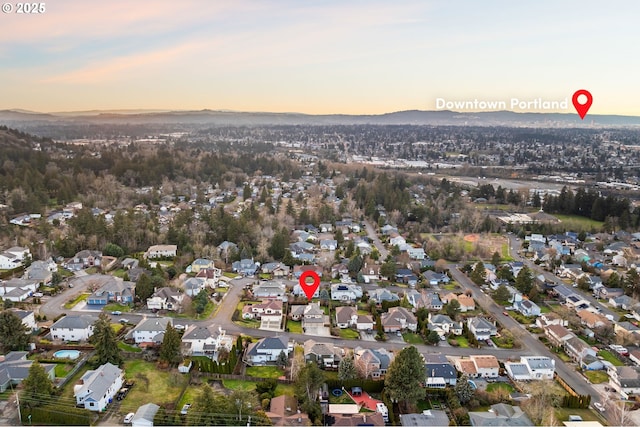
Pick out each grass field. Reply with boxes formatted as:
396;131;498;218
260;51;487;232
454;336;470;348
245;366;284;379
121;360;187;411
554;407;601;422
486;382;515;393
104;303;131;312
287;320;302;333
223;379;257;391
597;350;624;366
64;293;89;309
340;329;361;339
54;363;73;378
177;385;203;409
584;370;609;384
553;214;604;231
118;341;142;352
110;323;124;334
402;332;424;344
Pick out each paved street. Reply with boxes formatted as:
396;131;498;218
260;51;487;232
364;220;388;260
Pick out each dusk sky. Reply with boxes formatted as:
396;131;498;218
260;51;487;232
2;1;639;115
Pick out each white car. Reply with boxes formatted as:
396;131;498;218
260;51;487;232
593;402;605;412
124;412;135;424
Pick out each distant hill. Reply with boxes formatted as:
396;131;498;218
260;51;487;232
0;125;47;150
1;108;640;127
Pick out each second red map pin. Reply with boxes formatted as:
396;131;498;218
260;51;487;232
299;270;321;300
572;89;593;120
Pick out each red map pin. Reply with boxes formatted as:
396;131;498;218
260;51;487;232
299;270;321;300
572;89;593;120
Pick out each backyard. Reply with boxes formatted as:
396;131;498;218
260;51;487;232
120;360;187;412
598;350;624;366
245;366;284;379
583;370;609;384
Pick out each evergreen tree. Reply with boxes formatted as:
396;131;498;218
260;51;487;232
445;299;461;320
93;313;123;366
338;354;357;381
136;274;155;302
0;310;30;352
470;262;486;285
21;361;54;406
276;350;288;369
385;346;425;411
494;285;511;303
426;330;441;345
159;324;182;366
455;374;475;404
515;265;533;295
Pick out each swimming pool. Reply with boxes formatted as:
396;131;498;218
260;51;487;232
53;349;81;360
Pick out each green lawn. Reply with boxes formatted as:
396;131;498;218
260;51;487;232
274;383;295;396
584;370;609;384
177;385;203;408
245;366;284;379
501;243;514;262
104;303;131;312
54;363;73;378
454;336;470;348
402;332;424;344
64;293;89;309
234;318;261;329
223;272;240;279
539;305;551;314
553;214;604;232
486;382;515;393
442;283;458;291
223;379;257;391
110;323;124;334
554;407;602;422
118;341;142;352
287;321;302;333
340;329;361;340
598;350;624;366
120;360;187;413
111;269;128;278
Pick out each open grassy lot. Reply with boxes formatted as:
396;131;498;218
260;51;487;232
121;360;187;412
554;407;602;422
340;329;361;340
486;382;514;393
553;214;604;232
177;385;203;408
584;370;609;384
402;332;424;344
223;379;256;391
274;383;295;396
598;350;624;366
245;366;284;379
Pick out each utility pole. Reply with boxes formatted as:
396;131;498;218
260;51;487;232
12;382;22;426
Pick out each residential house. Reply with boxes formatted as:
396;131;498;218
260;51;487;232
427;314;461;338
190;258;215;273
195;268;222;287
544;324;574;347
466;317;497;341
131;317;171;345
181;324;231;360
468;403;533;427
0;278;39;301
147;287;184;311
320;240;338;251
217;241;238;260
577;309;610;329
506;356;555;380
302;303;327;334
293;265;323;279
425;361;457;388
564;335;597;365
253;281;286;300
441;293;475;312
515;299;541;317
454;358;479;379
319;223;333;233
469;355;500;378
330;283;362;302
50;315;97;341
292;282;320;299
261;262;290;278
422;271;450;286
389;233;406;247
144;245;177;259
304;339;342;369
266;395;311;426
362;263;381;282
24;259;56;286
132;403;160;427
0;351;55;392
610;295;638;310
355;314;374;331
381;307;417;332
594;287;625;300
399;411;449;427
10;309;37;332
74;363;123;412
536;312;568;328
608;365;640;399
407;247;426;260
335;306;357;329
354;347;394;379
615;322;640;344
87;276;135;305
183;277;206;297
232;258;259;276
242;300;283;320
368;289;400;305
244;336;290;366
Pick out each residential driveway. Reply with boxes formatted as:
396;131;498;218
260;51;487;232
359;331;376;341
385;334;405;344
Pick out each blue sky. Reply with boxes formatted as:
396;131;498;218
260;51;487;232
1;0;639;115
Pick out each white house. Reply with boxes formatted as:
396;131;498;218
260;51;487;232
335;306;358;329
74;363;123;411
144;245;177;259
146;287;184;311
11;309;37;332
244;336;290;366
469;355;500;378
466;317;497;341
330;283;363;302
50;315;97;341
131;317;172;345
181;324;232;360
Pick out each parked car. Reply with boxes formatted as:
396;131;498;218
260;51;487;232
119;318;129;324
111;311;122;315
124;413;135;424
593;402;605;412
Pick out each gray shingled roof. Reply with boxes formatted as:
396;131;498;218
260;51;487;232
51;315;98;330
74;362;122;403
